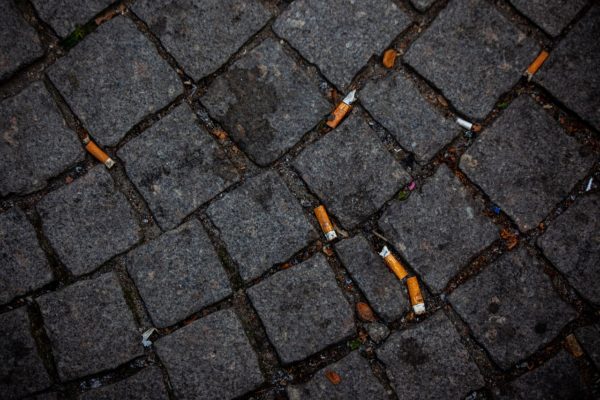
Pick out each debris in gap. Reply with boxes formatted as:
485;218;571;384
408;181;416;191
83;134;115;168
565;334;584;358
406;276;426;315
322;245;334;257
500;229;518;250
490;205;501;215
326;90;357;129
379;246;408;280
397;190;410;201
586;177;593;192
382;49;398;68
356;302;376;322
524;50;549;81
142;327;157;347
314;205;337;241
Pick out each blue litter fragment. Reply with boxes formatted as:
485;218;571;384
491;205;501;215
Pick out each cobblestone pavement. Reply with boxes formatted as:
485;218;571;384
1;0;599;399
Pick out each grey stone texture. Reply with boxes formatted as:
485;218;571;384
155;309;263;400
404;0;539;119
335;235;408;321
133;0;271;80
538;193;600;304
379;165;497;292
79;367;169;400
361;71;459;162
126;220;231;328
206;170;317;281
411;0;436;12
201;38;330;166
460;95;594;231
294;114;410;229
0;307;51;399
48;17;181;146
0;208;53;304
247;254;355;364
509;0;587;37
365;322;390;344
377;311;484;400
32;0;113;37
449;247;577;369
37;166;141;276
576;322;600;369
118;104;239;230
536;5;600;131
0;0;43;80
37;273;142;380
492;350;585;399
287;351;387;400
0;81;85;196
273;0;411;89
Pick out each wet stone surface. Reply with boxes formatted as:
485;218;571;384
508;0;587;37
538;192;600;304
0;307;51;399
404;0;538;119
155;309;263;400
126;219;231;328
31;0;113;37
361;70;459;162
460;95;594;231
449;247;577;369
287;351;387;400
377;311;484;400
79;366;169;400
576;322;600;369
201;38;330;166
37;273;142;381
294;114;410;229
0;81;85;196
118;104;239;230
335;235;408;321
133;0;271;80
48;17;182;146
379;165;497;293
536;5;600;132
274;0;411;89
37;166;141;276
206;170;317;282
247;254;355;364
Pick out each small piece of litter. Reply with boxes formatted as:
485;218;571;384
322;245;334;256
456;117;473;131
491;205;501;215
348;338;361;350
500;229;518;250
326;90;357;129
397;190;410;201
314;205;337;241
464;130;474;139
356;302;376;322
83;135;115;168
565;334;584;358
406;276;426;315
524;50;550;81
379;246;408;280
382;49;398;68
408;181;417;191
325;370;342;385
142;328;157;347
586;177;593;192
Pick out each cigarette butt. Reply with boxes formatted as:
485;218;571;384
314;205;337;241
456;117;474;131
83;135;115;168
382;49;398;68
565;334;584;357
326;90;357;129
406;276;426;315
379;246;408;280
525;50;549;81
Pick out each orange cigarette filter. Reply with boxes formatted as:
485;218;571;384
314;205;337;241
525;50;549;80
379;246;408;280
406;276;426;315
382;49;398;68
83;135;115;168
326;90;357;129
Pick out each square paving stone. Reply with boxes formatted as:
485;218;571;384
126;219;231;328
31;0;113;37
460;95;594;231
294;114;410;229
201;38;330;166
247;254;355;364
335;235;408;321
509;0;587;37
37;166;141;276
0;1;43;80
0;307;51;399
118;104;239;230
448;247;577;369
404;0;539;119
379;165;497;293
1;81;85;196
273;0;411;89
377;311;484;400
538;193;600;304
47;17;181;146
361;70;459;162
492;350;585;399
79;366;168;400
155;309;263;400
0;207;53;305
37;273;143;380
576;322;600;369
206;170;317;282
133;0;271;80
287;351;387;400
536;6;600;131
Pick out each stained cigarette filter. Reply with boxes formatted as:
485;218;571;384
379;246;408;280
326;90;357;129
406;276;426;315
314;205;337;241
83;136;115;168
525;50;549;81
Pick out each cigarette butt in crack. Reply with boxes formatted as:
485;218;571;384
326;90;357;128
406;276;426;315
379;246;408;280
525;50;549;81
83;135;115;168
456;117;481;132
314;205;337;241
382;49;398;68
